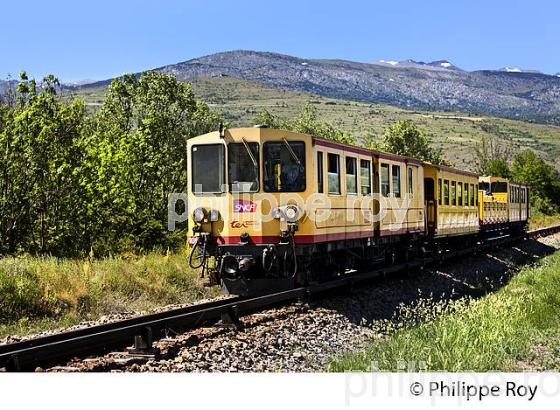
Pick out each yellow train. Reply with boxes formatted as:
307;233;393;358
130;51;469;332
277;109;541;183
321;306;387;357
186;127;529;295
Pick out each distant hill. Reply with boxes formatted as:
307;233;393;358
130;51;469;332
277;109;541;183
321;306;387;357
74;50;560;124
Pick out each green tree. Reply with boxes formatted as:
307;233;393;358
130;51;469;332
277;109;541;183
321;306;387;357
473;134;511;175
86;71;222;252
382;120;448;165
510;150;560;214
253;102;355;144
253;108;280;128
0;72;89;254
483;158;511;178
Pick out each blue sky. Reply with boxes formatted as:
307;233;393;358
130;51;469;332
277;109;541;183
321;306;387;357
1;0;559;82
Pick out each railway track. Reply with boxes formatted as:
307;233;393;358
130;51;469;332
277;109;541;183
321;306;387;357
1;225;559;372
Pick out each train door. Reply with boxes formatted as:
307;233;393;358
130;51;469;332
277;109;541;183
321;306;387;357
406;164;423;233
424;178;436;234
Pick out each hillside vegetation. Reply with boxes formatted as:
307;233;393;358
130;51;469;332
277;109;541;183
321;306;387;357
71;76;560;171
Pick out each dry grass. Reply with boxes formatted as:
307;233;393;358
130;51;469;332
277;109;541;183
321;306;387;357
0;252;218;338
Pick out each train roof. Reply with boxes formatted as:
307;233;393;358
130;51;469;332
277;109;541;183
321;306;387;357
479;175;528;187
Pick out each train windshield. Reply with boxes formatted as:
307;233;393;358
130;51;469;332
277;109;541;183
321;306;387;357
191;144;225;193
228;142;259;192
263;141;306;192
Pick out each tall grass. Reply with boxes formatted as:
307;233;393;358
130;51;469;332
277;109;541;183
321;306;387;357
529;212;560;230
0;252;218;338
330;249;560;371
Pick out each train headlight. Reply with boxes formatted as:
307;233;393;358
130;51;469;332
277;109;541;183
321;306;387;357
209;209;220;222
272;207;284;219
272;205;303;222
193;207;207;223
284;205;301;223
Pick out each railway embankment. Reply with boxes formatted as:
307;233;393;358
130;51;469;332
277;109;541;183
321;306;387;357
330;234;560;372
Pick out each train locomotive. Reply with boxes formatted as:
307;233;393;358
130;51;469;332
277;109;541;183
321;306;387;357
186;127;529;295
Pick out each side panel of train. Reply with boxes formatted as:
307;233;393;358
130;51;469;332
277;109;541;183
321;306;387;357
423;164;480;237
509;183;530;224
311;139;375;246
478;176;529;233
376;153;425;237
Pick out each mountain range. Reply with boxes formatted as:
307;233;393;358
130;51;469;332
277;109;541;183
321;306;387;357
3;50;560;123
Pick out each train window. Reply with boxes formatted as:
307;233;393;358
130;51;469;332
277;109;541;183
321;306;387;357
491;181;508;193
327;153;340;194
464;183;469;207
228;142;259;192
407;167;413;195
392;165;401;198
346;157;358;194
470;184;474;206
380;164;390;197
451;181;456;206
317;152;324;193
458;182;463;206
479;181;490;194
263;141;306;192
438;178;442;205
444;179;449;205
191;144;225;193
360;160;371;195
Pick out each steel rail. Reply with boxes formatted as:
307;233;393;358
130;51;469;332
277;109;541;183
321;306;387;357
1;224;559;371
